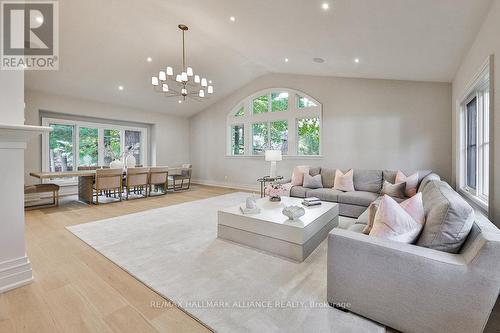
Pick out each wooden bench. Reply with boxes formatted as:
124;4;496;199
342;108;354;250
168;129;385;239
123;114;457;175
24;183;60;210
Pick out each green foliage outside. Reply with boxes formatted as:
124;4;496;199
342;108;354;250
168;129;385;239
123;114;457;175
253;95;268;114
297;94;317;108
298;117;320;155
79;127;98;166
270;120;288;153
235;106;244;117
231;125;244;155
49;124;74;171
252;122;268;154
271;92;288;112
104;129;121;164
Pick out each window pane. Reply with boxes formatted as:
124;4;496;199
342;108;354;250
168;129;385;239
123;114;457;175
230;125;244;155
297;94;317;108
270;120;288;154
78;127;98;166
253;95;268;114
252;122;268;155
235;106;244;117
125;130;142;165
104;129;121;166
297;117;320;155
466;98;477;189
49;124;74;172
271;92;288;112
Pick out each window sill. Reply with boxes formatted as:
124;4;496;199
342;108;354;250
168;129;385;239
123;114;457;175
458;188;488;213
225;155;324;160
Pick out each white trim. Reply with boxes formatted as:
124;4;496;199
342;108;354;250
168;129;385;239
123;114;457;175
0;256;33;294
226;88;322;157
192;179;259;192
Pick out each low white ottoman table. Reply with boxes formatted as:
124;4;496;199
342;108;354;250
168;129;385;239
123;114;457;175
217;196;339;262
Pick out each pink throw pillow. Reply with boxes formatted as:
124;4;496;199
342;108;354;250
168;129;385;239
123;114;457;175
291;166;310;186
333;169;355;192
369;193;425;243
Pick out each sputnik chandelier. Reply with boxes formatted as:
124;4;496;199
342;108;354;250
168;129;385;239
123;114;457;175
151;24;213;102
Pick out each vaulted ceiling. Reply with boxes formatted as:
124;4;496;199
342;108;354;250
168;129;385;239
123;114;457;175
25;0;492;117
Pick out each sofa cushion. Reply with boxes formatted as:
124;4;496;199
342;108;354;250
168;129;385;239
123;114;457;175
353;169;383;193
338;191;379;207
333;169;355;192
320;168;336;188
418;173;440;193
291;166;310;186
290;186;309;198
347;223;366;233
307;188;343;202
416;180;474;253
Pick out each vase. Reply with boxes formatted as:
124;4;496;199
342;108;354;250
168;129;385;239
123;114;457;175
269;196;281;202
125;154;136;168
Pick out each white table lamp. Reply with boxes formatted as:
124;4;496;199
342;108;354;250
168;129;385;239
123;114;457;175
265;150;282;178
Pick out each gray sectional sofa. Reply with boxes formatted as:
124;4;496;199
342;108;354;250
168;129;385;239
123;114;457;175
289;167;500;333
289;167;433;218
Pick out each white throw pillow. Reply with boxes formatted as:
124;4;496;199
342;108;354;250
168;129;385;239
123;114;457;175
303;173;323;189
369;193;425;243
291;165;310;186
395;171;419;197
332;169;355;192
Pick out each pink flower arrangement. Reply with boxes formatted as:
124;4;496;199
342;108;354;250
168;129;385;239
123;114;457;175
265;182;285;198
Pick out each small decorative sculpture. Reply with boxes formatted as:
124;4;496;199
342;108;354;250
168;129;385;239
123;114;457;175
240;195;260;214
282;205;306;220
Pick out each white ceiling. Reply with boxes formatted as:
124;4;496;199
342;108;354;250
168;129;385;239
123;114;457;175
25;0;492;117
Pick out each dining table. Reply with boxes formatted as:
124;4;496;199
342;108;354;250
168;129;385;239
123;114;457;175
29;167;185;204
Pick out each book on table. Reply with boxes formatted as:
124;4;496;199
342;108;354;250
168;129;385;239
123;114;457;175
303;197;320;203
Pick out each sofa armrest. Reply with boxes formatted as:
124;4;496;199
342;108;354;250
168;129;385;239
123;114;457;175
327;229;500;333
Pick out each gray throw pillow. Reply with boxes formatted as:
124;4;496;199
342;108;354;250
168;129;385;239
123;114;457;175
380;180;406;199
303;173;323;189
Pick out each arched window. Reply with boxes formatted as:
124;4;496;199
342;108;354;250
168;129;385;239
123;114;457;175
227;88;322;156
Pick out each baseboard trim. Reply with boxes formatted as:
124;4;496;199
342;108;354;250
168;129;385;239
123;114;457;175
0;256;33;294
192;179;260;192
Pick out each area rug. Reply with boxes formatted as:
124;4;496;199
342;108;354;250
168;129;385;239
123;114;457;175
67;192;385;333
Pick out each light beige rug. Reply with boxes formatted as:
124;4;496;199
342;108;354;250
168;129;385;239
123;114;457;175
67;192;385;333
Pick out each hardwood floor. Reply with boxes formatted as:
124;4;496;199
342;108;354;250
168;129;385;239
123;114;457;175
2;184;499;333
1;185;236;333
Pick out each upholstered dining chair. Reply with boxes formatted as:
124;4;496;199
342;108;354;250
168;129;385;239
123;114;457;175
168;164;192;191
93;168;123;204
148;167;169;196
124;167;150;199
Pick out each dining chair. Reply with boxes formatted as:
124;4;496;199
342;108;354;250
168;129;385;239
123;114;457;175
124;167;150;200
168;164;192;191
148;166;169;196
93;168;123;204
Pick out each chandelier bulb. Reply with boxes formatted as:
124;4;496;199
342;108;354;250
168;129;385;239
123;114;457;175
151;76;159;86
187;67;193;76
201;78;207;87
159;71;166;81
166;67;173;76
207;86;214;94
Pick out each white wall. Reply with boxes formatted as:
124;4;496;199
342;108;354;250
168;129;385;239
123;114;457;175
452;0;499;225
190;73;452;190
0;71;24;124
24;90;190;185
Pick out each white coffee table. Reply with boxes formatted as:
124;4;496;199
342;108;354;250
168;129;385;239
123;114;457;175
217;196;339;262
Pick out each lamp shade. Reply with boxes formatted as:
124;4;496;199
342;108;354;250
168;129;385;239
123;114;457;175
265;150;282;161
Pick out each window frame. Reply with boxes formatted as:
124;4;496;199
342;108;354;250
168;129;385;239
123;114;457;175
42;117;148;186
457;58;490;211
226;88;322;157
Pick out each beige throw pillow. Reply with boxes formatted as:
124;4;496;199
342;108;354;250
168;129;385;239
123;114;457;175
333;169;355;192
396;171;418;197
381;180;406;199
291;165;310;186
369;194;425;243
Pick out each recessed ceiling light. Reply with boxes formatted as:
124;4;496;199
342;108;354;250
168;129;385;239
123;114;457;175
118;85;124;91
284;58;289;63
313;57;325;63
147;57;152;62
229;16;236;22
354;58;360;63
178;100;183;104
36;16;43;24
321;3;329;10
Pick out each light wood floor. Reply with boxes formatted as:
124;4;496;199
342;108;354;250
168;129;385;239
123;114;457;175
1;185;499;333
1;185;236;333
